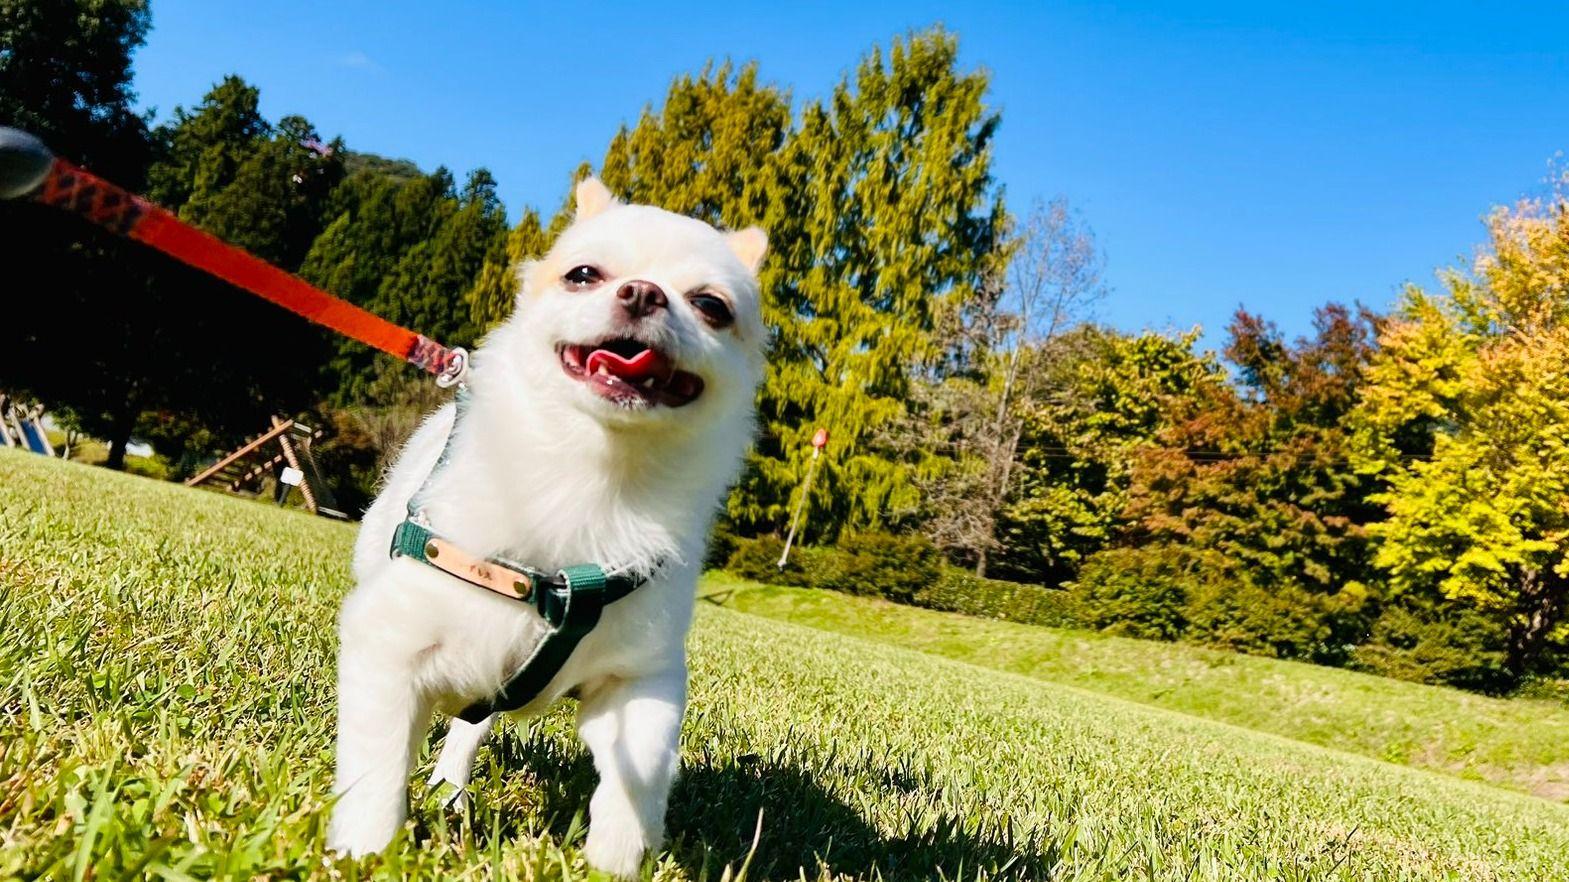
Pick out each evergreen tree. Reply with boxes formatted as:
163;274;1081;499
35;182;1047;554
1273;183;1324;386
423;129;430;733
467;206;549;329
0;0;152;184
735;30;1008;539
0;0;157;468
597;62;790;229
145;75;268;211
301;162;507;403
124;80;345;469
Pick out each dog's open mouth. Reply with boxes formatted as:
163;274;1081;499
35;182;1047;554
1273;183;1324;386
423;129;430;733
558;338;704;408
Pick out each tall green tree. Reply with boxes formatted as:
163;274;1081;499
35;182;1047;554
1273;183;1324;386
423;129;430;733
0;0;151;184
301;161;506;404
145;75;267;211
467;206;550;329
124;79;347;470
736;29;1009;539
0;0;157;468
597;62;790;229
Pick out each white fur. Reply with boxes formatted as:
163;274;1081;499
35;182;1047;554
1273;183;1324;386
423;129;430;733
328;179;766;877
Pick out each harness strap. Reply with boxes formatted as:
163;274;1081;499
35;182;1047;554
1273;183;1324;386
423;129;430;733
391;520;646;720
390;392;650;720
457;564;609;723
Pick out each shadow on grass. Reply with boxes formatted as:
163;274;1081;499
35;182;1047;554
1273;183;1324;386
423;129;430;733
461;727;1052;880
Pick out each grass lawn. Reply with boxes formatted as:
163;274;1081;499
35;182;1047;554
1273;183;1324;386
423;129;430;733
704;576;1569;803
4;448;1569;880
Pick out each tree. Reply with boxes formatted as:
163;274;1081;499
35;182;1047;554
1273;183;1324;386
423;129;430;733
117;78;343;470
1115;305;1381;661
0;0;152;184
597;62;790;230
995;326;1220;585
941;197;1106;575
1;44;352;470
145;75;268;211
467;206;550;329
0;0;155;468
1355;198;1569;680
733;29;1009;540
300;161;505;404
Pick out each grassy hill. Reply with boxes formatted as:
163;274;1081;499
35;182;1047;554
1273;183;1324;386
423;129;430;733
704;575;1569;802
3;448;1569;880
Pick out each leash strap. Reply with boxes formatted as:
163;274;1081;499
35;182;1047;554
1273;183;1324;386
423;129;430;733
0;128;468;387
390;389;648;721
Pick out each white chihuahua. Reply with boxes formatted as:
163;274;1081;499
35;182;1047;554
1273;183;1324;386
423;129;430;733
328;177;767;876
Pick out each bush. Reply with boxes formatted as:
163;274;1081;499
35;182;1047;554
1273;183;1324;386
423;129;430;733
919;567;1082;628
725;535;799;584
809;531;943;602
1184;578;1348;662
724;531;1081;628
1351;600;1514;693
1069;546;1198;640
704;522;739;571
1072;544;1370;663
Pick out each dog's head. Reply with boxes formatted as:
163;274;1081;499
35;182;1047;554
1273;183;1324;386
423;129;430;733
498;178;766;435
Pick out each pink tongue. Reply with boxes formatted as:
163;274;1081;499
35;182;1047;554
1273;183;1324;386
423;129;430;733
585;347;664;380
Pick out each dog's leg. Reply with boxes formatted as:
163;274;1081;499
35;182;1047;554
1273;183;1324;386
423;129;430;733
427;713;495;809
327;595;433;856
576;668;687;878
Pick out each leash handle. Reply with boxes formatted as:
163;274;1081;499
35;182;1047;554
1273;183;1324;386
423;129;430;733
0;126;469;386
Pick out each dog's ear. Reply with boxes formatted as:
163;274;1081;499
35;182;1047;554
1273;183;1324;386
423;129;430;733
575;177;617;220
514;259;540;301
725;227;768;274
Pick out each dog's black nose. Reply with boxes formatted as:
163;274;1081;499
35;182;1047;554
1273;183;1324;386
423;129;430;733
616;280;668;318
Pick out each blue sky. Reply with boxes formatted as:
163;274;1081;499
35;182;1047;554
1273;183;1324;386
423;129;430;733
131;1;1568;349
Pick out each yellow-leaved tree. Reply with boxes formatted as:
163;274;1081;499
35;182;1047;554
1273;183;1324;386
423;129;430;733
1354;194;1569;685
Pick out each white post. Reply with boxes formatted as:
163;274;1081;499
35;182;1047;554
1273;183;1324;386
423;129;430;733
777;445;822;570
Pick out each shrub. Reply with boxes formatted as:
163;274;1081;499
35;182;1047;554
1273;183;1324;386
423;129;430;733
724;531;1082;628
1072;544;1370;663
809;531;944;602
725;535;799;584
1069;546;1199;640
1351;600;1514;693
919;567;1082;628
1184;578;1344;662
704;522;739;571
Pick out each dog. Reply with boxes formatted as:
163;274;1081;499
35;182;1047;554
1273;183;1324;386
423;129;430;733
327;176;767;876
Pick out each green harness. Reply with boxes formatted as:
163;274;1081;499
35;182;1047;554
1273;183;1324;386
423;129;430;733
389;389;649;724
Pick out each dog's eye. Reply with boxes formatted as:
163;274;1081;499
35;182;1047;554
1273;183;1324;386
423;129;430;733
688;293;734;328
564;265;603;288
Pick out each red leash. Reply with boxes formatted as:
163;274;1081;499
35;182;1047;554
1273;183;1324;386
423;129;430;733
0;127;468;387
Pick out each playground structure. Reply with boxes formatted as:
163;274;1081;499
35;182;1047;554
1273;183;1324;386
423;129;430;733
0;393;55;456
186;417;347;519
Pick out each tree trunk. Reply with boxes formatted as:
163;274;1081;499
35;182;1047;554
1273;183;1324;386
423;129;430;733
103;400;137;471
975;545;988;578
1507;567;1566;679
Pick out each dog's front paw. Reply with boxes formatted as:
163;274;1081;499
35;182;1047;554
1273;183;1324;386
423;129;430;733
424;774;470;812
327;809;396;858
583;823;650;879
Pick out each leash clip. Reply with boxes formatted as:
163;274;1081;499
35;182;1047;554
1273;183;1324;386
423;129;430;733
436;347;470;389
